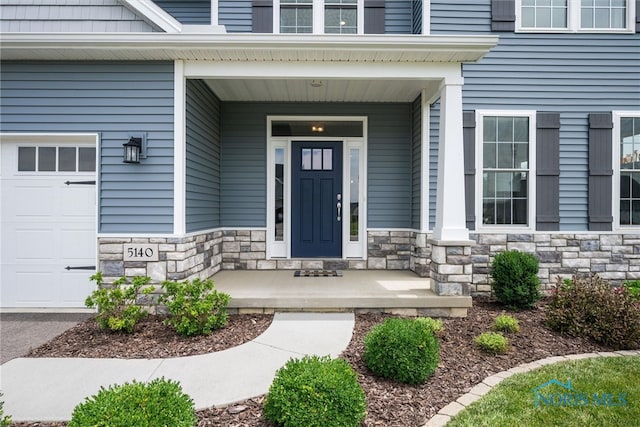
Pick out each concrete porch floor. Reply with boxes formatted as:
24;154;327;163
212;270;472;317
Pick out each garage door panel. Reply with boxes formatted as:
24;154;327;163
1;138;97;308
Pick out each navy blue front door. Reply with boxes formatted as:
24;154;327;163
291;141;343;258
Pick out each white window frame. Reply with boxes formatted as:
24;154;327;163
613;111;640;229
475;110;537;232
266;116;367;259
516;0;636;33
274;0;365;35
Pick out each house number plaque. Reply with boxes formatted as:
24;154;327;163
123;244;159;261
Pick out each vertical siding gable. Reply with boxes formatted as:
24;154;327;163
0;61;175;234
186;80;221;232
153;0;211;25
0;0;158;32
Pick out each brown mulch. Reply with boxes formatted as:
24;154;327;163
13;299;619;427
26;314;274;359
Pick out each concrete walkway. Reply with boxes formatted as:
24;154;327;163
0;312;354;422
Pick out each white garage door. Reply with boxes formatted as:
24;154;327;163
1;135;97;309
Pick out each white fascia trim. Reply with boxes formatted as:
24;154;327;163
0;33;498;59
120;0;182;33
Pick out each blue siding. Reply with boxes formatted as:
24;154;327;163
0;0;157;32
186;80;221;232
153;0;210;25
385;0;413;34
219;0;252;32
431;0;640;231
0;62;175;234
411;96;421;229
220;103;413;228
429;100;440;229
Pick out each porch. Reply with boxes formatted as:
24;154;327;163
212;269;472;317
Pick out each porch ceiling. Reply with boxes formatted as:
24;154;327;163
205;78;442;103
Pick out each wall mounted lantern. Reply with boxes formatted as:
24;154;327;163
123;137;142;164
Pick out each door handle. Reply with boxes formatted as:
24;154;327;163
337;193;342;221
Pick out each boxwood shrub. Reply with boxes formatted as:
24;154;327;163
490;250;541;309
68;378;196;427
364;317;440;384
263;355;366;427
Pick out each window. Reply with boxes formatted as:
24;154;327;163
18;146;96;173
280;0;313;33
477;112;535;228
276;0;363;34
617;114;640;226
518;0;634;32
325;0;357;34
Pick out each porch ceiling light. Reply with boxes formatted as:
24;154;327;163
310;80;323;88
312;125;324;132
123;137;142;164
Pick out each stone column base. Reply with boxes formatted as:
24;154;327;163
428;239;474;296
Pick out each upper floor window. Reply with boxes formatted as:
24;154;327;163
518;0;634;32
276;0;363;34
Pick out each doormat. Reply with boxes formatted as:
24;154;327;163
294;270;343;277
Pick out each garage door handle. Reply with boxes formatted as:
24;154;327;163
64;180;96;185
65;265;96;270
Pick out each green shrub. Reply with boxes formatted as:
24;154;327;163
68;378;196;427
0;393;11;427
623;280;640;300
493;313;520;333
263;355;366;427
546;274;640;350
490;250;541;309
364;317;440;385
161;278;230;336
475;332;509;354
415;316;444;334
85;272;154;333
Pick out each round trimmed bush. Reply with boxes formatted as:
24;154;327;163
68;378;196;427
364;317;440;385
263;355;366;427
490;250;541;309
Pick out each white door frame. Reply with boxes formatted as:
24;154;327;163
266;116;367;259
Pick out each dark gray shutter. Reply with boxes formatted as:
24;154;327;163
536;112;561;231
364;0;385;34
491;0;516;32
252;0;273;33
636;0;640;32
588;113;614;231
463;111;476;230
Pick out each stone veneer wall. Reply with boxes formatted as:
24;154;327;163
469;233;640;295
98;231;223;283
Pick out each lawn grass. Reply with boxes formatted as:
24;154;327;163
447;356;640;427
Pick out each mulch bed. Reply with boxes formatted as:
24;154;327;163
12;299;619;427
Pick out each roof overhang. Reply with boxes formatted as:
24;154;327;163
0;33;498;63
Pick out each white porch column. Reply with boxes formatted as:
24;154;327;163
432;80;469;242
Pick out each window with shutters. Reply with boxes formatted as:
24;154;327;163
476;111;536;229
614;112;640;227
275;0;363;34
516;0;635;32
